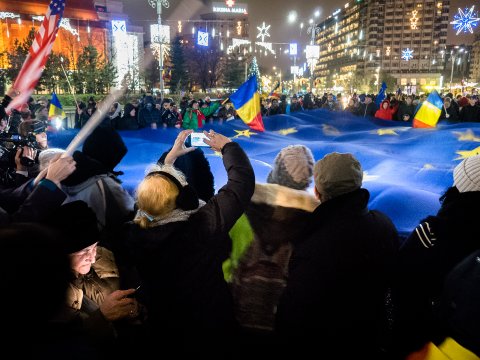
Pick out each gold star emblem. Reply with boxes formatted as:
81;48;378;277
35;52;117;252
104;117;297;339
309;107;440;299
322;124;340;136
233;129;257;138
212;151;222;157
423;164;435;170
376;128;398;136
277;127;298;136
453;129;480;142
455;146;480;160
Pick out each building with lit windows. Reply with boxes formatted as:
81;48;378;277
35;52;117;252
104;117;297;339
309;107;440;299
0;0;143;89
314;0;450;92
170;1;249;51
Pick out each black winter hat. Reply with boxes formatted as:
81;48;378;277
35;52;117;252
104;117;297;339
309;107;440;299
51;201;100;254
83;127;127;171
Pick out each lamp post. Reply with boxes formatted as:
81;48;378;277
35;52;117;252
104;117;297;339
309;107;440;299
148;0;170;101
449;47;464;92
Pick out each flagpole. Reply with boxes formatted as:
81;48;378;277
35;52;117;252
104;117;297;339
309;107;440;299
59;57;79;109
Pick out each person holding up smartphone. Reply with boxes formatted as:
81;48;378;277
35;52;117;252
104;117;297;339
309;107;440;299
121;129;255;355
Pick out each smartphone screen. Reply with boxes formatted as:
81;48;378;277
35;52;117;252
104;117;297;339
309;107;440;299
190;132;210;147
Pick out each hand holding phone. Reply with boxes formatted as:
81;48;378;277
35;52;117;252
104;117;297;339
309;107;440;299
189;132;210;147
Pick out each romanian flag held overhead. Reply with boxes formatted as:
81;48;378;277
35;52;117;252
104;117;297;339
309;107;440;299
48;92;66;120
413;90;443;128
230;75;265;132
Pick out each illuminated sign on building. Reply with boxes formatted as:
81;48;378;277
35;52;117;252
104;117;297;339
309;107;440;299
212;2;248;14
197;30;209;46
112;20;126;36
289;43;298;56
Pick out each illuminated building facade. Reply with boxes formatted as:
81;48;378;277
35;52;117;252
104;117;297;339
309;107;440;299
314;0;450;92
0;0;143;89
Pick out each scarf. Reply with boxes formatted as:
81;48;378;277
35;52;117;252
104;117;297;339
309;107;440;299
195;110;206;128
136;200;206;227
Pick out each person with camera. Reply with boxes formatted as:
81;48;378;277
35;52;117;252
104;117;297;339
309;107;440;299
0;153;76;224
119;129;254;355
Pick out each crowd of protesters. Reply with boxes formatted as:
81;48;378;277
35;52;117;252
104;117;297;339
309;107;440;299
1;85;480;359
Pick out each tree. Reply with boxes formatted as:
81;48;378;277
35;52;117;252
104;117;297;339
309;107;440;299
248;57;261;92
186;42;224;92
170;36;188;93
222;54;244;91
72;45;117;94
379;70;398;93
5;28;35;84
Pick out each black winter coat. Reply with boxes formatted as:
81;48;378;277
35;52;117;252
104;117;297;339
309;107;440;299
276;188;399;357
121;142;254;354
392;189;480;356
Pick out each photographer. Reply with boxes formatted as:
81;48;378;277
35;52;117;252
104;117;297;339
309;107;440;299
0;119;48;187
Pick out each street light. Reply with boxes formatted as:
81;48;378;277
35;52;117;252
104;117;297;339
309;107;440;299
449;48;464;92
148;0;170;101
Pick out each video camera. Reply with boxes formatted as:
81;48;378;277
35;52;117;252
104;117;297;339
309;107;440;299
0;120;45;169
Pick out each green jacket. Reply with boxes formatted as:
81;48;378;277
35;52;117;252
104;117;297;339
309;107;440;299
182;102;220;130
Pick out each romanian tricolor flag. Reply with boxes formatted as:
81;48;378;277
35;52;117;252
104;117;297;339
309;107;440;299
413;90;443;128
48;92;66;120
230;75;265;132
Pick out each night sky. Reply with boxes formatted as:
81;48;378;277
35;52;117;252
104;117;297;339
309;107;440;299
120;0;475;75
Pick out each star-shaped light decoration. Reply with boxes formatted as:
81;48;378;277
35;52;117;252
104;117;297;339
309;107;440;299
322;124;341;136
277;127;298;136
450;6;480;35
455;146;480;160
225;0;235;7
376;128;399;136
233;129;257;138
402;48;414;61
256;22;271;43
453;129;480;142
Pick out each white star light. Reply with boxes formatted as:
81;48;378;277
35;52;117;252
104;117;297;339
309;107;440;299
402;48;414;61
450;6;480;35
256;22;271;42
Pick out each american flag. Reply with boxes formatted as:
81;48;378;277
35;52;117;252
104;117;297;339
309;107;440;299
7;0;66;112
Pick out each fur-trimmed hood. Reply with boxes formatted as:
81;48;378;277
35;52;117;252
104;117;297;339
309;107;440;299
246;183;319;253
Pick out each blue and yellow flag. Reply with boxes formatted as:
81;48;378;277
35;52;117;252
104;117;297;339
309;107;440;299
230;75;265;132
413;90;443;128
48;92;66;120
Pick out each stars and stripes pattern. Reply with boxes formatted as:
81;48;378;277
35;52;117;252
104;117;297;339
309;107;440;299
7;0;66;112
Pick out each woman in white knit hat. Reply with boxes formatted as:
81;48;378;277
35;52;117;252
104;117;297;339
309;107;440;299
392;154;480;359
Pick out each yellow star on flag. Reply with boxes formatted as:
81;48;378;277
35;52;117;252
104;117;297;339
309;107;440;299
423;164;435;170
212;151;223;157
453;129;480;142
455;146;480;160
322;124;340;136
277;127;298;136
233;129;257;138
376;129;398;136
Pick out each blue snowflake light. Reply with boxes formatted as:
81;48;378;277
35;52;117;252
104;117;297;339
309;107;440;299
402;48;414;61
450;6;480;35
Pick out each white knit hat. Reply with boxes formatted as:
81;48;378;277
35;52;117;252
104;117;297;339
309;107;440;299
453;155;480;193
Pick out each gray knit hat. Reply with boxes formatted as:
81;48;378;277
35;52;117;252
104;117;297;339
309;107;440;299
454;155;480;193
314;152;363;199
267;145;314;190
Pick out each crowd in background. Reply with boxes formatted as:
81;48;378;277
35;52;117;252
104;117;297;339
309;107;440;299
1;86;480;359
